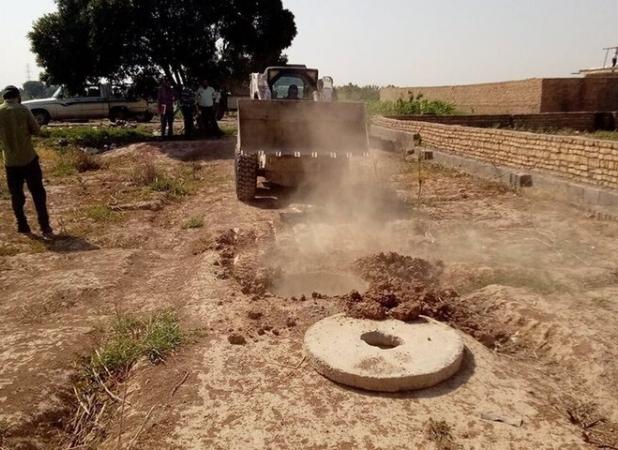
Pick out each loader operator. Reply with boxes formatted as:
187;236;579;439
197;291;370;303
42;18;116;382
287;84;300;100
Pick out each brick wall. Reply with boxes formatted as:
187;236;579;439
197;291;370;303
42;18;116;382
372;117;618;190
381;78;618;115
385;112;607;132
380;79;544;114
541;78;618;112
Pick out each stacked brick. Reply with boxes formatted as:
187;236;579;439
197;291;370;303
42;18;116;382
385;113;599;132
373;117;618;190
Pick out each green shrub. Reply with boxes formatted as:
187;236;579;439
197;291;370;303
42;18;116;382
336;84;381;102
84;205;116;222
182;216;204;229
52;154;77;177
89;311;182;376
39;126;152;148
367;94;457;117
50;149;102;177
150;176;188;197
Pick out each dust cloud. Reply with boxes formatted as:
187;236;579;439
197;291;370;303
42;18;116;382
260;145;618;299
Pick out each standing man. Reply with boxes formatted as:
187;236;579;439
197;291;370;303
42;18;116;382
179;85;196;138
157;78;175;138
0;85;52;237
196;79;222;138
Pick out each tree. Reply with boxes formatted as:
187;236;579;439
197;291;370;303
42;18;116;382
336;84;381;102
21;81;48;100
29;0;297;92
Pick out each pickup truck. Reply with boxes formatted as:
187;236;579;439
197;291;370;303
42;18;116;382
23;85;156;125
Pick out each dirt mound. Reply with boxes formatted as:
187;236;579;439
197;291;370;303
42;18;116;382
345;279;457;323
355;252;443;285
348;253;511;348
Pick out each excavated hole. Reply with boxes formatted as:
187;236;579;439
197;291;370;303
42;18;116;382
271;272;369;298
361;331;403;350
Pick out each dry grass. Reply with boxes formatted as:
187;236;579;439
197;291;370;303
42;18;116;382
0;418;10;448
0;244;20;257
72;151;102;173
66;311;183;449
565;396;618;449
35;145;103;178
83;205;120;223
130;158;191;198
0;170;9;200
130;156;159;186
150;176;188;198
182;216;204;229
425;418;459;450
590;296;612;310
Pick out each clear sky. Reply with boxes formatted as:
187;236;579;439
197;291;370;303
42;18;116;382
1;0;616;89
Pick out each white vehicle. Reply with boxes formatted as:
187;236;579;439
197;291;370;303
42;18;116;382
23;84;155;125
235;65;368;201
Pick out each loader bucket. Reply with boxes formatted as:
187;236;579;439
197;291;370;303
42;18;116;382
237;100;368;156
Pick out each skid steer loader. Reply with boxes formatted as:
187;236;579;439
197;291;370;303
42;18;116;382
235;65;369;201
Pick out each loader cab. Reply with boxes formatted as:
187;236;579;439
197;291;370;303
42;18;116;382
249;66;335;102
265;66;319;101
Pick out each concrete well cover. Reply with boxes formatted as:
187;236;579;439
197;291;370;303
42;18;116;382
304;314;465;392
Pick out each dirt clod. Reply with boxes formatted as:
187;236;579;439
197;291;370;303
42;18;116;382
247;310;263;320
228;334;247;345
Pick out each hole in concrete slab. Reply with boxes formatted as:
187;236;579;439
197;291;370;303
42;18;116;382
361;331;403;350
271;272;368;298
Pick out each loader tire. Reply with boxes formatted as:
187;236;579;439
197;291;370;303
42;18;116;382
235;151;258;202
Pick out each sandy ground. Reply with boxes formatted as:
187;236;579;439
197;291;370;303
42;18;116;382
1;138;617;450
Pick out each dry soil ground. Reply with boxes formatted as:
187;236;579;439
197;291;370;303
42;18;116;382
1;136;618;450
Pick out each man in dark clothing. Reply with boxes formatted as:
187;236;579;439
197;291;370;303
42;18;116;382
179;85;196;138
157;78;175;138
0;85;52;237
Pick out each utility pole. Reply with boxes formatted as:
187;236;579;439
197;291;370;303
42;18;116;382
26;64;32;81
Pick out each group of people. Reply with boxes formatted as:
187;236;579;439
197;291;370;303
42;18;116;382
157;78;224;139
0;77;227;239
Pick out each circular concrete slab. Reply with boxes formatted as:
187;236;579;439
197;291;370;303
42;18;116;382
304;314;465;392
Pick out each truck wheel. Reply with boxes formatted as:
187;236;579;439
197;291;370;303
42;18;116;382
235;151;258;202
32;110;50;126
109;108;128;123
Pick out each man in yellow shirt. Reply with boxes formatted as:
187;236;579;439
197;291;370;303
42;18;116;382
0;85;52;237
